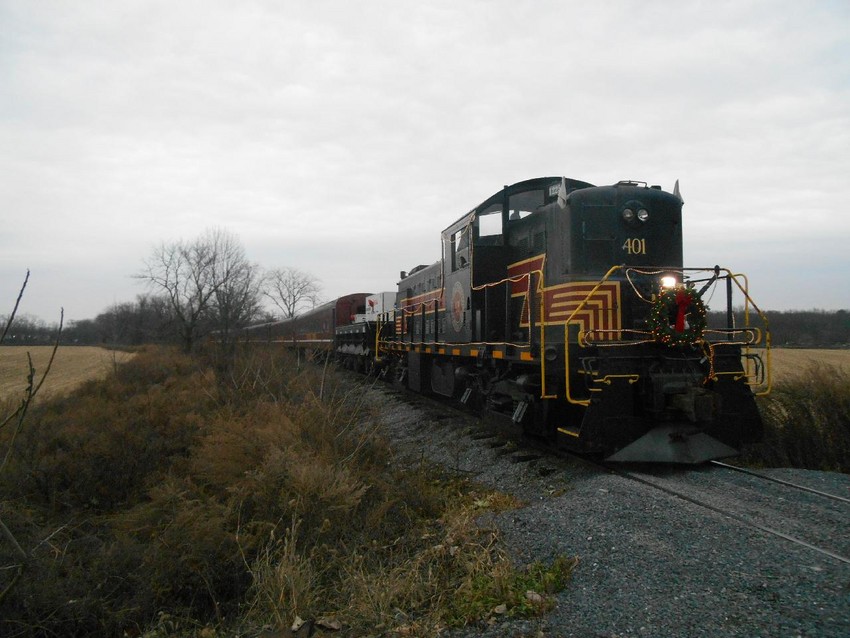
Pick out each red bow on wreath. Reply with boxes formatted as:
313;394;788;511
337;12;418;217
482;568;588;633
674;289;691;332
650;285;706;347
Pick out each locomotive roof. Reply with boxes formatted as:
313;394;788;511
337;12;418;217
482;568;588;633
443;176;595;233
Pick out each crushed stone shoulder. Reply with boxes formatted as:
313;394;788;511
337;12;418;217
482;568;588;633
359;378;850;638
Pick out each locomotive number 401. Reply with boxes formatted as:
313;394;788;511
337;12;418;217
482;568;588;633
622;238;647;255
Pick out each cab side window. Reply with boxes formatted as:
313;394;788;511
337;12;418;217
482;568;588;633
474;203;503;246
452;226;470;271
508;189;544;221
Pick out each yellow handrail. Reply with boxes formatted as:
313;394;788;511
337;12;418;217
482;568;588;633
563;265;625;406
374;313;382;362
540;290;558;399
378;263;772;403
721;269;772;396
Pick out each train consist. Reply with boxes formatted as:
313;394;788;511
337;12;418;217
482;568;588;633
248;177;771;463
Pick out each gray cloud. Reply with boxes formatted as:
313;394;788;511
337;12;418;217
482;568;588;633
2;0;849;321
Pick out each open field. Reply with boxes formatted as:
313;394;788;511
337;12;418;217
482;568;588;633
762;347;850;381
0;345;135;401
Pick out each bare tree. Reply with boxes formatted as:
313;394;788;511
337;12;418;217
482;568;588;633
263;266;322;319
209;251;262;343
137;228;260;352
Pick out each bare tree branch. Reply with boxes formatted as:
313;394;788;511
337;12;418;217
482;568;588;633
0;274;63;605
0;309;63;468
0;269;29;345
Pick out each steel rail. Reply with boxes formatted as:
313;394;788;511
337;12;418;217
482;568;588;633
710;460;850;505
602;463;850;566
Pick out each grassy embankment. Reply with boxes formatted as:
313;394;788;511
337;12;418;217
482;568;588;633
0;345;574;637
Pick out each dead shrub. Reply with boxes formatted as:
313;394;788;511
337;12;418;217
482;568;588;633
0;346;210;511
246;516;323;625
112;476;246;622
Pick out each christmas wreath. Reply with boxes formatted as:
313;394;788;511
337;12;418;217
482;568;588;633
649;285;706;347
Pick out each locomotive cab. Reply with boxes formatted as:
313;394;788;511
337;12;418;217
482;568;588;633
440;177;597;345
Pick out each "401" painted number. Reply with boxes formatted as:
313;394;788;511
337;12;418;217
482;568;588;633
622;238;647;255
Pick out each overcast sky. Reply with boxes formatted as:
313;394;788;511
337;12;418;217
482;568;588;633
2;0;848;324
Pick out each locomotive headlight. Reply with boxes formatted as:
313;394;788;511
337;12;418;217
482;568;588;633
661;276;678;289
622;208;635;222
637;208;649;222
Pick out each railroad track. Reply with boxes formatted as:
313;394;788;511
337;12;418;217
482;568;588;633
709;460;850;505
444;405;850;566
594;458;850;566
363;380;850;635
370;376;850;567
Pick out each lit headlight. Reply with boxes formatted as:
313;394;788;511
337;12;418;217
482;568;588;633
661;276;677;288
637;209;649;222
622;208;635;222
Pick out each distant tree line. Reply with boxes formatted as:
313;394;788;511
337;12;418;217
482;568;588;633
3;228;323;350
707;309;850;347
6;304;849;350
0;313;59;345
7;304;850;350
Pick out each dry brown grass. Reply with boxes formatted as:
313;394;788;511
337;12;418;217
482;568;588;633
1;346;575;636
762;348;850;383
0;345;135;401
744;356;850;472
3;346;842;403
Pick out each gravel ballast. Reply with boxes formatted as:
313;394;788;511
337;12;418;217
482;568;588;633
365;381;850;638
